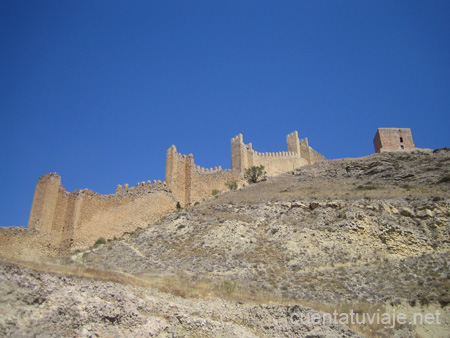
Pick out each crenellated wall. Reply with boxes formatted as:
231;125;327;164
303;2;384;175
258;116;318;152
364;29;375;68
3;129;325;257
231;131;325;176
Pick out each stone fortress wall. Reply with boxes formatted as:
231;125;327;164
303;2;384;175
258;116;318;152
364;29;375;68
1;130;325;256
27;173;177;252
231;131;326;176
165;145;242;207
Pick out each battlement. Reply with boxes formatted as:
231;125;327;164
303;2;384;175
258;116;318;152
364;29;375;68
195;165;223;173
251;151;299;158
22;129;325;254
231;131;325;176
115;180;169;195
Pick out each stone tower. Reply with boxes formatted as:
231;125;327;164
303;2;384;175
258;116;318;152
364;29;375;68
373;128;415;153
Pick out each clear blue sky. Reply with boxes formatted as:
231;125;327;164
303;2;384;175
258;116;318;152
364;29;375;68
1;1;449;227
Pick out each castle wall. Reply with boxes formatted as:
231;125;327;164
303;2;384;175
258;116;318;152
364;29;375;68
246;150;308;176
70;189;176;250
191;168;242;203
28;173;62;234
14;130;325;256
231;131;325;176
26;174;177;251
0;227;57;260
166;145;242;206
374;128;415;153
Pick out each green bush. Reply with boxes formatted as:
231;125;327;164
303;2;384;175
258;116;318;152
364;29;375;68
244;165;267;183
176;202;182;209
225;180;238;190
222;280;236;294
212;189;220;196
94;237;106;247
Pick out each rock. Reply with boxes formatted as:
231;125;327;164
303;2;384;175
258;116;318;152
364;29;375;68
292;201;309;209
400;207;415;217
310;202;321;210
416;209;433;218
391;207;399;214
326;201;341;209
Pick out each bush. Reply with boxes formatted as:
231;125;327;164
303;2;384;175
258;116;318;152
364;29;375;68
438;176;450;184
355;185;378;190
212;189;220;196
222;280;236;294
94;237;106;247
225;180;238;190
176;202;182;210
244;165;267;183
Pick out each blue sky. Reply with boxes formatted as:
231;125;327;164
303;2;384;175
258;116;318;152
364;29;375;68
1;1;449;226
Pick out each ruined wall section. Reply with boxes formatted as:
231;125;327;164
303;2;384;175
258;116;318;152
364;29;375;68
247;150;308;176
166;145;242;206
374;128;415;153
28;173;62;234
70;189;176;250
286;131;301;154
231;131;325;176
165;145;194;206
27;174;177;251
299;137;327;165
231;134;248;172
191;166;242;203
0;227;57;260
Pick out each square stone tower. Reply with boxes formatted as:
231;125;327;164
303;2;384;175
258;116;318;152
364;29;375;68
373;128;415;153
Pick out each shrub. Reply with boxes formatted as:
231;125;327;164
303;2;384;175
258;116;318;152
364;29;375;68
94;237;106;247
222;280;236;294
244;165;267;183
438;176;450;184
176;202;182;210
225;180;238;190
212;189;220;196
355;185;378;190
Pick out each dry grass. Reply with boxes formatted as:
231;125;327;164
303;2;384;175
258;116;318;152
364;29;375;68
2;257;280;303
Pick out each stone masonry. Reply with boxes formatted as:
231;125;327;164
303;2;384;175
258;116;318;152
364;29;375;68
374;128;415;153
231;131;326;176
1;131;325;256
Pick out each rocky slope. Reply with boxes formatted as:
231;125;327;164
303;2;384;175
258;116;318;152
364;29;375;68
82;149;450;306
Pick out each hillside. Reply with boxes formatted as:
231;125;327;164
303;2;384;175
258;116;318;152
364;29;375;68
1;148;449;337
82;149;450;303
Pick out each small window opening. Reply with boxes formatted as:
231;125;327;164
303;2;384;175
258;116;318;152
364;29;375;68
400;137;403;143
400;145;404;149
